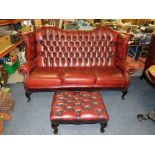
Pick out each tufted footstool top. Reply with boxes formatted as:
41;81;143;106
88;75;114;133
50;91;109;123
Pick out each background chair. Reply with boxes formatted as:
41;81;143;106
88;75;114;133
137;33;155;121
140;33;155;79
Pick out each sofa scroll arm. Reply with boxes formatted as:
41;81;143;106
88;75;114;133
116;58;135;75
18;58;37;78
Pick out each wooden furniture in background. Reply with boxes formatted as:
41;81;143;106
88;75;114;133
0;65;8;86
0;20;27;58
121;19;151;25
0;39;23;58
0;19;26;26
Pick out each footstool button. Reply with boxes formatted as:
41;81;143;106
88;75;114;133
81;94;89;97
55;110;63;116
66;100;72;103
91;96;97;99
96;109;102;114
57;96;65;100
83;98;89;102
92;101;99;105
66;106;73;110
83;105;91;110
75;97;80;100
56;103;64;107
75;102;81;106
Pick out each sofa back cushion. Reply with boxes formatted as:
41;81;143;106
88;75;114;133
35;26;119;68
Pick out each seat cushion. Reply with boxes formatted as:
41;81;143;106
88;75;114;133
92;67;126;86
26;68;62;88
62;68;96;85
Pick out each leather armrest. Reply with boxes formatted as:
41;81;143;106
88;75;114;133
18;58;37;76
116;58;135;75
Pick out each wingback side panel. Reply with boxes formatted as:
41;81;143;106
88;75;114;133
35;26;119;68
21;32;37;61
116;33;133;61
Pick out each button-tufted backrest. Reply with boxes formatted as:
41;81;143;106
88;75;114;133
35;26;119;68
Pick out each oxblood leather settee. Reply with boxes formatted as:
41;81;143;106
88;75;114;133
18;26;135;102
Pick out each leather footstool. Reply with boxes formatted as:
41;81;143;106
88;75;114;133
50;91;109;134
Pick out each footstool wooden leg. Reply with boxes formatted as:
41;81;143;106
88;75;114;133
25;90;31;102
100;122;107;133
51;122;59;134
122;90;128;100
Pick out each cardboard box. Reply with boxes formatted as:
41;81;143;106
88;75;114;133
20;26;32;33
0;35;11;52
34;19;42;28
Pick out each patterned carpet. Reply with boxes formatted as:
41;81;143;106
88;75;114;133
4;76;155;135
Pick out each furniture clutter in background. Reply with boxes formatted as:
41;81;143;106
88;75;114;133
0;19;34;134
0;85;14;134
128;34;151;61
18;26;135;102
0;20;34;78
140;33;155;81
137;64;155;121
137;33;155;122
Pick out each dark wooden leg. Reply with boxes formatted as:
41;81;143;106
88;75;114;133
140;71;145;79
51;122;59;134
25;90;31;102
100;122;107;133
122;90;128;100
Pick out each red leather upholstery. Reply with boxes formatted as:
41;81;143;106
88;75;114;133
19;32;37;61
115;58;135;75
62;68;96;85
26;68;62;88
19;26;135;92
93;67;126;86
18;58;37;76
35;26;118;68
50;91;109;122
